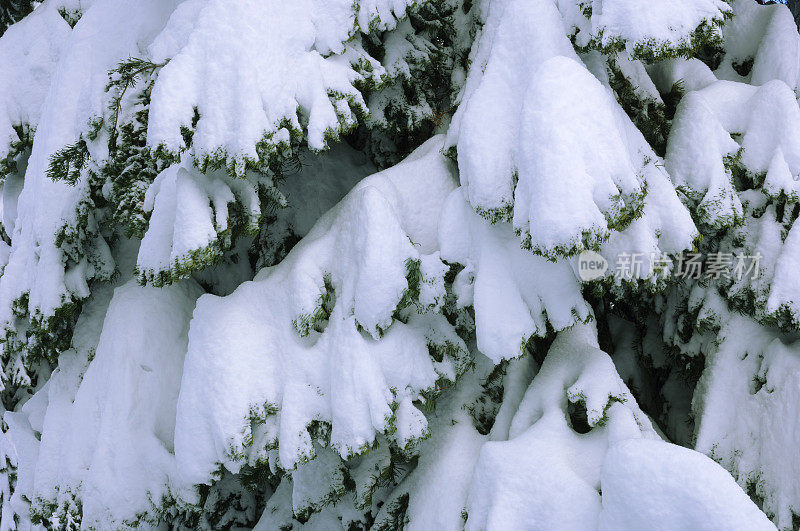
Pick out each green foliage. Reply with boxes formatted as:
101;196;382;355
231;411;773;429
57;6;81;28
46;138;91;186
46;59;164;238
151;470;269;530
397;258;423;313
363;0;476;168
574;11;731;64
373;492;410;531
105;58;165;149
185;117;305;180
0;294;83;400
520;226;608;261
5;61;162;407
0;0;33;36
293;275;336;337
31;487;83;531
0;124;33;183
474;201;514;226
135;235;223;287
608;61;677;157
466;360;507;435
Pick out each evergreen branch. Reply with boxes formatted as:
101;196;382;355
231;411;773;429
106;58;166;149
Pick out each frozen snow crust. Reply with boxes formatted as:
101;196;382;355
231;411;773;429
0;0;799;529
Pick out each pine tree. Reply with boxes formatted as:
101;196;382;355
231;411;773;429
0;0;798;529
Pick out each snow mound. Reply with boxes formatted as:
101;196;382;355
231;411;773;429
717;0;800;92
599;438;775;530
32;280;202;528
1;277;202;528
146;0;414;174
510;56;642;255
370;362;491;530
667;79;800;229
0;2;69;170
465;323;773;530
449;0;696;259
136;160;266;286
558;0;730;60
694;315;800;530
465;323;658;530
765;217;800;323
174;137;465;488
0;0;181;372
439;187;591;362
647;57;717;94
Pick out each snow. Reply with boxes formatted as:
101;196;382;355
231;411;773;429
0;0;415;347
599;439;775;530
694;316;800;529
767;219;800;320
448;0;579;223
647;57;718;94
560;0;730;56
0;0;180;347
25;279;202;527
512;55;640;254
0;2;69;164
373;380;488;530
449;0;696;261
465;323;656;530
764;148;800;202
146;0;414;171
0;0;797;528
174;137;464;489
718;0;800;92
749;3;800;91
666;78;800;229
613;53;663;103
136;159;264;285
439;186;591;362
740;81;800;175
1;148;26;237
3;391;46;524
290;447;346;518
466;323;774;531
0;234;172;527
596;114;697;280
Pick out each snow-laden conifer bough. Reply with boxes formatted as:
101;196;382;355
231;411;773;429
0;0;798;528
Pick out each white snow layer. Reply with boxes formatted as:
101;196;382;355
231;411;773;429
439;186;591;362
599;439;774;530
0;0;415;342
174;137;464;487
0;0;181;340
667;76;800;232
0;2;70;164
4;277;202;528
448;0;696;259
694;315;800;529
136;159;263;283
716;0;800;92
557;0;730;56
146;0;414;171
465;323;772;530
0;0;797;528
